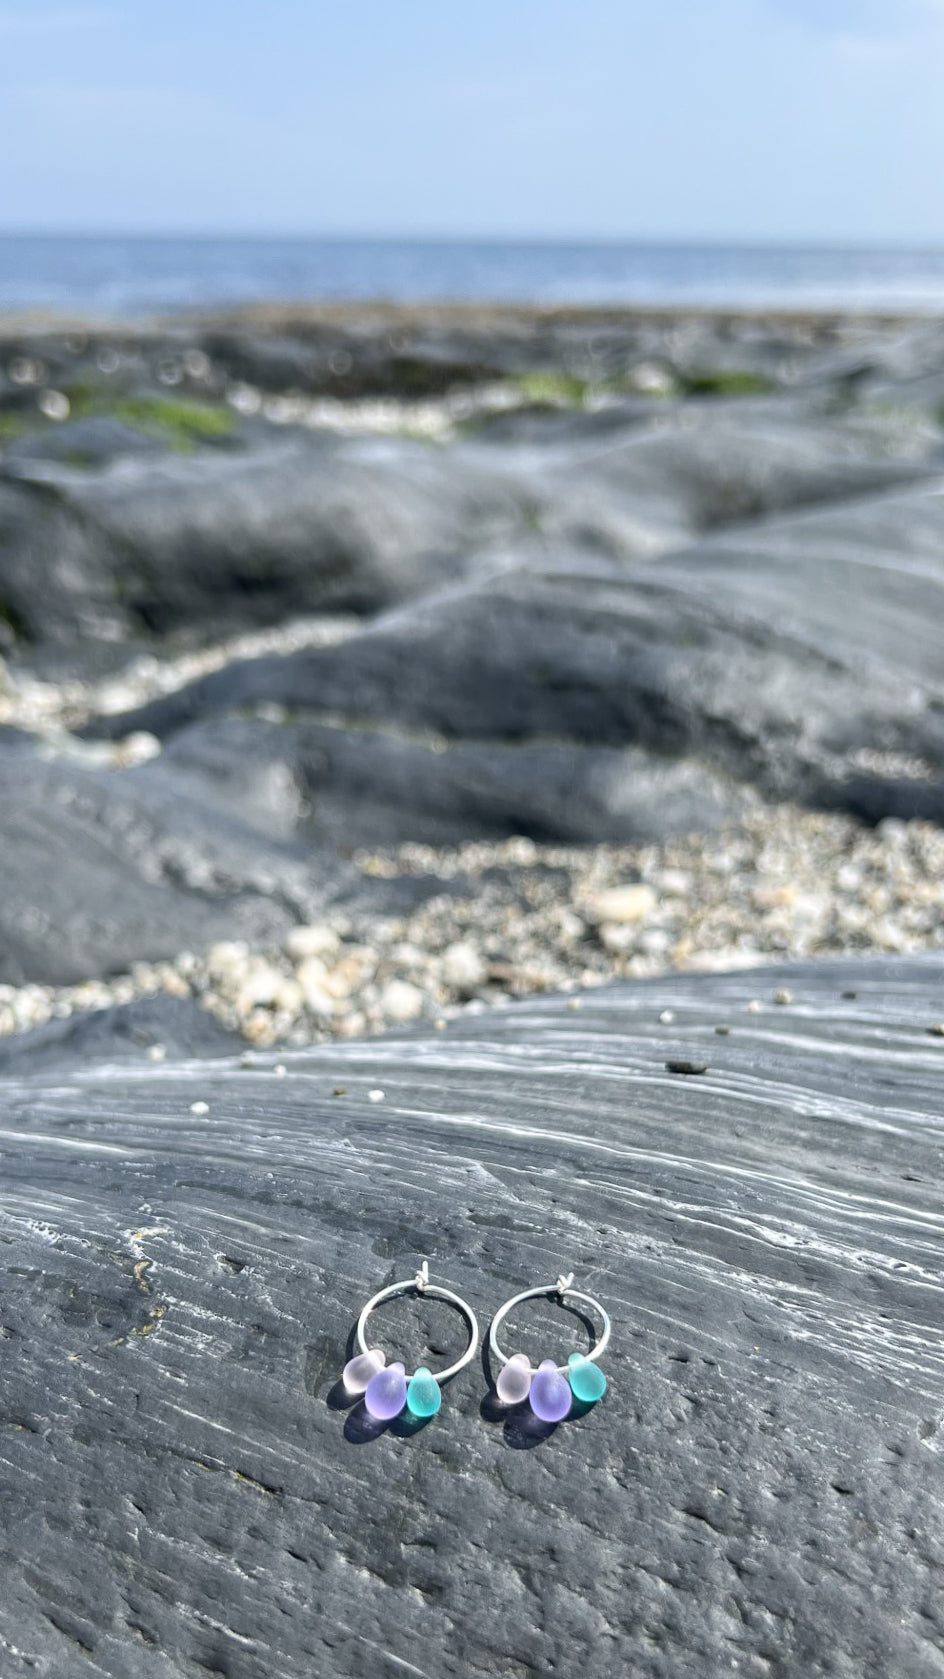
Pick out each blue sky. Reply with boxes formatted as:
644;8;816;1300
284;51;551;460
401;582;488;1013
1;0;943;241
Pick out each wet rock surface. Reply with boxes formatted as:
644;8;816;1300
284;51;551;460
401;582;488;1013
1;956;944;1677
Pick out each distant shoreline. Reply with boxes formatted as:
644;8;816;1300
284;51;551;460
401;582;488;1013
1;299;942;337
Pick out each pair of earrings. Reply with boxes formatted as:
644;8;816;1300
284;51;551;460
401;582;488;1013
340;1261;610;1424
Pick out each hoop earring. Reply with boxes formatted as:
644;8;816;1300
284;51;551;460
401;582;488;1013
342;1261;479;1421
489;1271;610;1421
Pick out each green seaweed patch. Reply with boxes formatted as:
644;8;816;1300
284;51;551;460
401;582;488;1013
0;412;31;442
512;372;592;407
681;369;776;397
110;397;235;447
64;383;235;448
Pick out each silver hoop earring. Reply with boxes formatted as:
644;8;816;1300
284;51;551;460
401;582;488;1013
489;1271;610;1421
342;1261;479;1421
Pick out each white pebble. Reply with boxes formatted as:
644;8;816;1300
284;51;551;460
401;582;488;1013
380;979;425;1023
441;940;485;994
190;1101;209;1115
296;958;337;1017
38;389;70;422
285;923;341;962
368;1089;385;1103
589;884;657;925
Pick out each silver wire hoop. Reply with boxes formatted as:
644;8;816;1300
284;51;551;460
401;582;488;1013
356;1261;479;1384
489;1272;611;1376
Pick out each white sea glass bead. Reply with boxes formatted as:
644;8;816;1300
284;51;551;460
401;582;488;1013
496;1351;533;1404
342;1347;385;1393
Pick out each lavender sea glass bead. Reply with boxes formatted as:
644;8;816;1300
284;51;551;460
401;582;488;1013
496;1352;533;1405
529;1358;572;1423
342;1347;385;1394
364;1361;407;1420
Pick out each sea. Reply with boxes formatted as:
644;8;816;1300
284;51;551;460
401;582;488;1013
2;235;944;318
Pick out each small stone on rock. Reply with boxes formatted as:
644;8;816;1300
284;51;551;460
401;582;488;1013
441;941;485;995
589;884;658;925
285;924;341;963
380;979;424;1024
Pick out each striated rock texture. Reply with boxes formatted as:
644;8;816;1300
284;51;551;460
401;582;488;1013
1;956;944;1677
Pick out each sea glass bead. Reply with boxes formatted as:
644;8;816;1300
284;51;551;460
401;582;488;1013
496;1352;533;1405
364;1361;407;1420
529;1358;572;1423
568;1352;607;1403
406;1366;442;1418
342;1347;386;1393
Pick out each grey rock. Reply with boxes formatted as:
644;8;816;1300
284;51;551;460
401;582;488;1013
1;956;943;1676
2;382;939;653
0;735;496;986
0;434;519;645
98;479;944;824
1;414;170;469
0;741;332;985
0;995;241;1073
158;715;746;847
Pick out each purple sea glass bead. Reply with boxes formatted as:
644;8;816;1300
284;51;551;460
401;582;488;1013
342;1347;385;1393
364;1360;407;1420
529;1358;571;1423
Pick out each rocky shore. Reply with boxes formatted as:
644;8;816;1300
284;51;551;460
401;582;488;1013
2;304;944;1042
2;805;943;1053
3;304;944;1677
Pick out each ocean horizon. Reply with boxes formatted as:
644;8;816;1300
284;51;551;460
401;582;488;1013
3;233;944;318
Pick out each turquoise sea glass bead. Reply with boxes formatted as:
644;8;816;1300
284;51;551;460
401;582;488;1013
406;1366;442;1418
568;1352;607;1403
